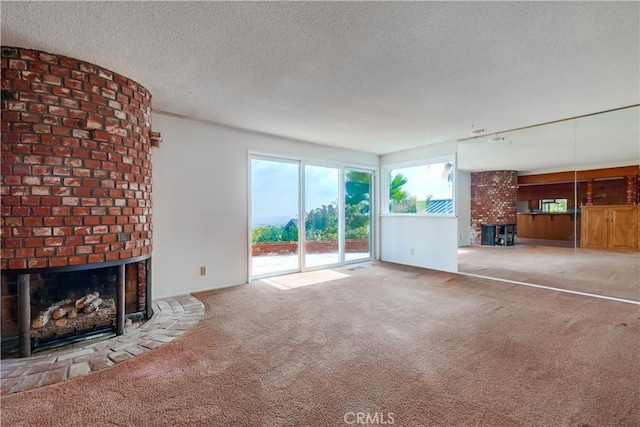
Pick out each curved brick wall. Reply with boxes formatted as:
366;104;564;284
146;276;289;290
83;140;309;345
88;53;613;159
1;47;154;269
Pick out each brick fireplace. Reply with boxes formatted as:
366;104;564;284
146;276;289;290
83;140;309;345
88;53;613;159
1;47;159;357
470;170;518;245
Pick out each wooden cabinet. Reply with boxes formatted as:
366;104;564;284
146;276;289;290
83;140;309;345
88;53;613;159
581;205;638;250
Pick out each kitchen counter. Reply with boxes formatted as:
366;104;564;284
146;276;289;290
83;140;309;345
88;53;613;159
516;212;581;240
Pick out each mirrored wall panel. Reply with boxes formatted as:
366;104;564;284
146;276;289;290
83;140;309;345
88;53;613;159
457;106;639;301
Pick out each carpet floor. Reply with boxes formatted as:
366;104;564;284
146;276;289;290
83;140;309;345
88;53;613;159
1;262;639;426
458;244;640;301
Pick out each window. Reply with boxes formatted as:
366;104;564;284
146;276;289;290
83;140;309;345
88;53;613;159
540;199;568;213
384;157;455;215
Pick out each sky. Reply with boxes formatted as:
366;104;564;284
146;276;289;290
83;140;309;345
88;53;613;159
251;159;339;226
391;162;453;201
251;159;452;226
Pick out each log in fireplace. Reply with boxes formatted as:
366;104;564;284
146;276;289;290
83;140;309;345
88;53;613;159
1;258;152;357
1;47;160;357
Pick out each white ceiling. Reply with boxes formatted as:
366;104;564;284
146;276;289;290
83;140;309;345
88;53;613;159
1;2;639;156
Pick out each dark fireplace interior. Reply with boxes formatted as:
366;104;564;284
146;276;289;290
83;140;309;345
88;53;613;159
29;266;118;350
1;260;150;357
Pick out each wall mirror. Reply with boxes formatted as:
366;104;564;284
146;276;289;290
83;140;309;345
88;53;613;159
457;106;639;301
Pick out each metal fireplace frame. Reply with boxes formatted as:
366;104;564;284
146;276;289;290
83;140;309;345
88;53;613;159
11;254;152;357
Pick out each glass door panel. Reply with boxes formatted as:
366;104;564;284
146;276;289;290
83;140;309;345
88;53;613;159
304;165;340;268
345;170;372;261
251;158;300;278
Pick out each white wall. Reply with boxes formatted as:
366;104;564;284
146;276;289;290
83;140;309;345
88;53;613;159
152;113;378;298
379;141;459;272
380;216;458;272
457;170;471;246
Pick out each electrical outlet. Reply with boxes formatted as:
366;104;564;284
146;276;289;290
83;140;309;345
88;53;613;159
200;266;206;276
410;248;414;255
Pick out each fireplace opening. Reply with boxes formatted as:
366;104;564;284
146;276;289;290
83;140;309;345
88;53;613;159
1;258;151;358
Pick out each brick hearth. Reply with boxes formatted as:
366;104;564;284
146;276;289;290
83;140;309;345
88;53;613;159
0;294;204;394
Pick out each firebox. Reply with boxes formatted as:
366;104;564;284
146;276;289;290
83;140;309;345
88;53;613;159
1;257;152;357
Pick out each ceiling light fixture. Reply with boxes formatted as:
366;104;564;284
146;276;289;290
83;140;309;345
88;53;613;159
469;126;486;136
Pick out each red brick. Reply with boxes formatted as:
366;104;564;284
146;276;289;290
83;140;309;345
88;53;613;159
51;87;70;98
52;226;72;236
63;117;82;127
68;255;86;265
43;176;61;185
11;227;30;237
24;237;43;247
63;78;82;90
87;254;105;263
13;165;32;175
63;216;82;226
20;196;40;205
51;206;71;215
32;83;51;93
94;244;109;253
39;52;58;64
9;59;27;70
44;156;63;166
8;259;27;269
83;216;100;226
50;66;69;77
4;238;23;248
23;217;43;226
42;115;61;125
57;245;75;256
4;175;22;185
32;227;52;236
105;252;120;261
32;165;51;175
27;258;47;268
16;248;35;258
60;57;79;69
61;197;79;206
20;112;40;123
61;137;80;147
49;257;68;267
76;245;93;254
52;126;71;136
24;155;43;164
35;247;55;257
43;217;63;226
75;171;93;181
32;145;52;155
53;166;71;176
69;109;87;120
43;74;62;86
49;106;67;116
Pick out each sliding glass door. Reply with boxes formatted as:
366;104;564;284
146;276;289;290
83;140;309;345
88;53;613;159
345;170;372;261
250;155;374;279
250;157;300;277
304;165;340;268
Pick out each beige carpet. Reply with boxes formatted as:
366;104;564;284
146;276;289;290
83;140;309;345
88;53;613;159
1;262;639;426
458;244;640;301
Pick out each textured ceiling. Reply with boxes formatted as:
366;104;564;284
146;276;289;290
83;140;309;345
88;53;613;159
1;1;639;155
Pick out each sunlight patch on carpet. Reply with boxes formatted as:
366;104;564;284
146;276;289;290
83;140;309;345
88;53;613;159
261;269;351;290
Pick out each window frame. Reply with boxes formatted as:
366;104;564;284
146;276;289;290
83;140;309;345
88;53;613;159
382;154;456;218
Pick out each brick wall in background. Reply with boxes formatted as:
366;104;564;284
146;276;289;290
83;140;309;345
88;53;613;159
1;47;154;269
470;170;518;245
